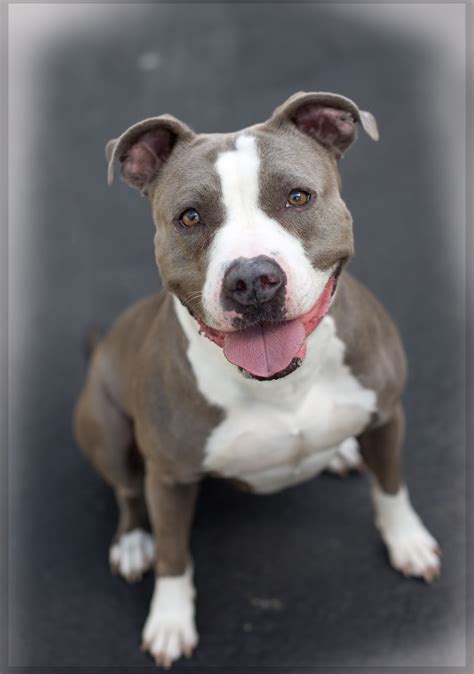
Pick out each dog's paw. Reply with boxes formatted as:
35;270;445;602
142;567;198;668
109;528;155;582
373;485;441;583
325;437;363;476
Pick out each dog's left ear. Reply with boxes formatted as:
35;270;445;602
270;91;379;158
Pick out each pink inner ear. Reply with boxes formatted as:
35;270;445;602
121;128;175;191
294;105;356;155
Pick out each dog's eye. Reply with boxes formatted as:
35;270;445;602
286;189;311;208
179;208;202;228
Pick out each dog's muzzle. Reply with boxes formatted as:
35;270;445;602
196;266;340;380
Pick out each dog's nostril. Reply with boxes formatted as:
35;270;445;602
235;280;247;292
259;274;279;289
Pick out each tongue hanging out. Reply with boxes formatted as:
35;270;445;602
223;319;306;378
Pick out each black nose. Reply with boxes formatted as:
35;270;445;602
223;256;286;308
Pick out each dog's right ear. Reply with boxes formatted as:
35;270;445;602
106;115;194;194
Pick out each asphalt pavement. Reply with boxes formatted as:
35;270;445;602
9;4;466;671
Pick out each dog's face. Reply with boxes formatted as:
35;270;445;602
107;92;378;380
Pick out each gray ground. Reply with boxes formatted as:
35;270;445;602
9;4;466;671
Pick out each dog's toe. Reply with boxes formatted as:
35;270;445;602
142;568;198;668
373;486;441;583
387;532;441;583
109;529;155;582
142;609;198;669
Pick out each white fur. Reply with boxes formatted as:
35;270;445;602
109;528;155;581
372;484;441;581
202;134;334;330
325;436;362;474
142;565;198;667
174;297;376;493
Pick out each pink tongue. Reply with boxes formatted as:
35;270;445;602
223;319;305;378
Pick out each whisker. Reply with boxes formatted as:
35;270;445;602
183;291;203;303
181;290;204;307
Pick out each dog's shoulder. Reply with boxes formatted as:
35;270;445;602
101;291;168;373
104;289;204;396
331;271;407;423
115;292;223;478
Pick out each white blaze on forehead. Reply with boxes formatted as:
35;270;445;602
215;135;260;232
202;133;333;330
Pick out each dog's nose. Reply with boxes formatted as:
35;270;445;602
223;256;285;307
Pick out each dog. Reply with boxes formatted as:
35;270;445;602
74;91;441;668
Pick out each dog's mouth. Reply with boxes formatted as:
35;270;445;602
194;269;340;381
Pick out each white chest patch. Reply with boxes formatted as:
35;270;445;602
174;298;377;493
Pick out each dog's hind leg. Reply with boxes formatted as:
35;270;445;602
74;349;154;582
325;436;364;476
359;404;441;582
108;491;155;583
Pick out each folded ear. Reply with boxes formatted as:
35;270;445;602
105;115;195;194
271;91;379;158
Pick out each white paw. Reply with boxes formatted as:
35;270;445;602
373;485;441;583
326;437;363;476
109;528;155;582
142;566;198;668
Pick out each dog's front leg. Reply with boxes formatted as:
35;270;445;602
141;462;199;668
359;404;441;582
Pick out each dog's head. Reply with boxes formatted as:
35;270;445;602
107;92;378;380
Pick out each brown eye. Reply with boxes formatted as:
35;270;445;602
286;189;311;207
179;208;202;228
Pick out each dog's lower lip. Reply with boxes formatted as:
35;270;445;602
239;356;303;380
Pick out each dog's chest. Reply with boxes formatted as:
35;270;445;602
175;302;376;493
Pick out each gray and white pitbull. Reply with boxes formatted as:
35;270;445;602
74;91;441;668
